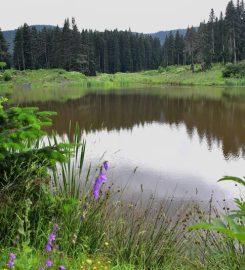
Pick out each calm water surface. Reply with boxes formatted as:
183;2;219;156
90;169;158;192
17;87;245;201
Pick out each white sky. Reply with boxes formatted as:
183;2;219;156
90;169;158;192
0;0;228;32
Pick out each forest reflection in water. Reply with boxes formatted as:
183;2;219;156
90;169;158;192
20;87;245;200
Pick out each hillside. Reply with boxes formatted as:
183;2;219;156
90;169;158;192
149;28;187;44
2;25;56;53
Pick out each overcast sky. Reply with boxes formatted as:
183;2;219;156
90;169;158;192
1;0;229;32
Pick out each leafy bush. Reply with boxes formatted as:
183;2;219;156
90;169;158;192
193;176;245;244
191;175;245;269
3;70;12;81
223;62;245;78
0;97;75;249
0;61;7;71
0;97;72;196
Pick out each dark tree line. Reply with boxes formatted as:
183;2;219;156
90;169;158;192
1;0;245;74
11;19;161;75
0;28;10;67
162;0;245;69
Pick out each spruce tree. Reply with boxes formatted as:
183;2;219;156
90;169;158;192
0;28;10;68
225;1;238;63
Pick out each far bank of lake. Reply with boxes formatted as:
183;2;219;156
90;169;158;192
1;64;245;97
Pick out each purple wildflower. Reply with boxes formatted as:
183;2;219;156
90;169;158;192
45;243;53;252
103;161;109;171
7;260;14;268
46;224;59;253
59;266;66;270
93;174;107;199
93;163;109;200
48;233;56;242
46;258;53;267
40;267;45;270
9;253;16;260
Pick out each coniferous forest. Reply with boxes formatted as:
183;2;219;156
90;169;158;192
0;0;245;75
162;1;245;70
7;19;162;76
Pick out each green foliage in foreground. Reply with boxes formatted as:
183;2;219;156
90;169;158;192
191;176;245;245
0;97;72;187
0;247;113;270
0;100;244;269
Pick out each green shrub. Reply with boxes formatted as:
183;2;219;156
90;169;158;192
223;62;245;78
0;61;7;71
0;97;71;195
3;70;12;81
191;175;245;269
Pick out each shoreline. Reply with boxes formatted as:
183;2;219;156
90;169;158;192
1;65;245;93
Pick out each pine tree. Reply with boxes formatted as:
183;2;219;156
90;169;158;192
22;23;32;69
0;28;10;68
225;1;238;63
196;22;212;69
174;31;184;65
61;19;72;70
70;18;84;71
184;27;198;69
119;31;132;72
208;9;216;62
13;27;25;70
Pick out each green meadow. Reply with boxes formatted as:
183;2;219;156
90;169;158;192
1;64;245;95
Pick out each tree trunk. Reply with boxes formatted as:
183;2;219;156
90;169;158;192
233;27;237;64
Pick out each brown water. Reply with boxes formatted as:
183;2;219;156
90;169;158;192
19;87;245;201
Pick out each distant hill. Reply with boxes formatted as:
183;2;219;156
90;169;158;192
2;25;56;53
149;29;188;44
3;30;16;53
2;25;189;53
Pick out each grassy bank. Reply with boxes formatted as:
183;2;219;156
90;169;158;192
1;64;245;95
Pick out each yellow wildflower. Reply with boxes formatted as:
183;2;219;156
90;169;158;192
86;258;93;265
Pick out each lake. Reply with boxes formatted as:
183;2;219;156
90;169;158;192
14;86;245;202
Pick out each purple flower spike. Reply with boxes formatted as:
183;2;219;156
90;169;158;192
93;174;108;200
103;161;109;171
7;260;15;268
40;267;45;270
46;258;53;267
48;233;56;242
9;253;16;260
46;243;53;252
59;266;66;270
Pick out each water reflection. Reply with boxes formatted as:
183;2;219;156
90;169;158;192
28;90;245;159
20;88;245;200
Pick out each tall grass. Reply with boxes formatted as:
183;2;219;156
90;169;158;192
51;124;88;198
